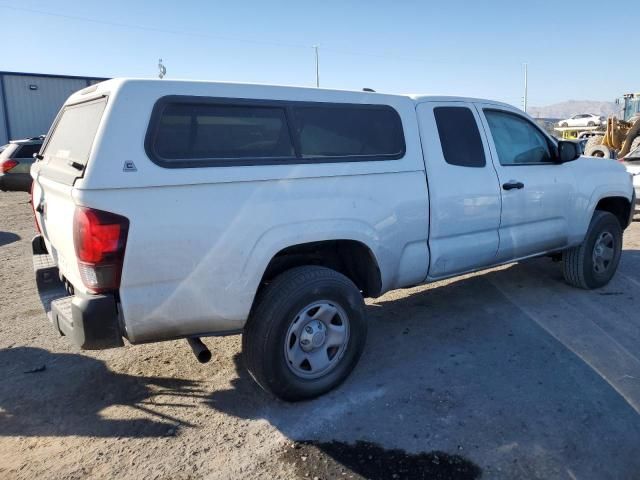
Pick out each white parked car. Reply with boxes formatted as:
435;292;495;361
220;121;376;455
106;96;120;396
558;113;604;127
31;79;635;401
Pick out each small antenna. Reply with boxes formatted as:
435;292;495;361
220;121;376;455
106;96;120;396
158;58;167;79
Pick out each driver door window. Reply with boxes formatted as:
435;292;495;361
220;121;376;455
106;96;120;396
484;110;553;165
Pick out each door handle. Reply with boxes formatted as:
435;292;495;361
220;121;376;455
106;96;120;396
502;181;524;190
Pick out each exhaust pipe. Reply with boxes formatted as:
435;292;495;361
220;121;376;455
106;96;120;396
187;337;212;364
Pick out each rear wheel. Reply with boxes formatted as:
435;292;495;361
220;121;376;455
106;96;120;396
562;211;622;289
243;266;367;401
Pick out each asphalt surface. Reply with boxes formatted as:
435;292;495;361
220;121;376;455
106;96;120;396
1;190;640;479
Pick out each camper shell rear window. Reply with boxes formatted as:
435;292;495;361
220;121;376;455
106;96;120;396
145;96;406;168
42;97;107;170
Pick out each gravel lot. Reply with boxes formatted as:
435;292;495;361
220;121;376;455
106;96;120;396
1;190;640;479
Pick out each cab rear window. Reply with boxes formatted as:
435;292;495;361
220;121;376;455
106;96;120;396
43;97;107;169
434;107;486;168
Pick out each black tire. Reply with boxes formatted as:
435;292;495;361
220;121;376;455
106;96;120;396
562;211;622;289
243;266;367;401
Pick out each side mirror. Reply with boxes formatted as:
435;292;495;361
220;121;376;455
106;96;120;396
557;140;581;163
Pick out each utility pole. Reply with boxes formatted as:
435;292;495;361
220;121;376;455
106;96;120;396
314;45;320;88
523;63;528;113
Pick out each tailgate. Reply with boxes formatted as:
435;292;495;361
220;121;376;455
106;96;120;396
31;95;108;293
32;173;82;291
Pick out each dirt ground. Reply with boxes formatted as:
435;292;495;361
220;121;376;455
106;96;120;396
1;190;640;480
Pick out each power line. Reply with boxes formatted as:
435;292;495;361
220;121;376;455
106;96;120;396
0;4;311;50
0;2;546;96
0;3;492;66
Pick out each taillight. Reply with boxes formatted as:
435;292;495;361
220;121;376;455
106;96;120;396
73;207;129;293
1;159;18;173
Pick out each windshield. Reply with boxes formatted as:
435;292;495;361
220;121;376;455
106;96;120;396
42;97;107;168
624;97;640;122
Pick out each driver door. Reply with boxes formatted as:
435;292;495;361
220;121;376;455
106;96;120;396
475;104;577;261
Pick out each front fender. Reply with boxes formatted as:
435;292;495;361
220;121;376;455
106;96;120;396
573;181;633;243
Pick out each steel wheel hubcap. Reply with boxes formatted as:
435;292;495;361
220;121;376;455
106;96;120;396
284;301;350;379
592;231;615;274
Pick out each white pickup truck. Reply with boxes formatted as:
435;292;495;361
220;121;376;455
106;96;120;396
31;79;635;401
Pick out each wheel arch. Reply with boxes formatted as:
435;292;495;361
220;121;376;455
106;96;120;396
257;239;383;299
594;196;632;230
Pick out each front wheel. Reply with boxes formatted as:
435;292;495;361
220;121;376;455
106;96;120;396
243;266;367;401
562;211;622;289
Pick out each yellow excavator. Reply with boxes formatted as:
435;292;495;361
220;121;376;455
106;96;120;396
584;93;640;159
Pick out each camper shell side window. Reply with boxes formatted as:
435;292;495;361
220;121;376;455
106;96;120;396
144;96;406;168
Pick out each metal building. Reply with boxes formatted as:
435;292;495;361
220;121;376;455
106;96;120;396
0;71;108;145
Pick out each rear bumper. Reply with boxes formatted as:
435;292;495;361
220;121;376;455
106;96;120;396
0;173;32;192
32;235;124;349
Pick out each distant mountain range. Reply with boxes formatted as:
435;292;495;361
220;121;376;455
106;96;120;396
528;100;620;119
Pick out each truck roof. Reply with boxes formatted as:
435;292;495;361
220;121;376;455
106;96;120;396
69;78;515;110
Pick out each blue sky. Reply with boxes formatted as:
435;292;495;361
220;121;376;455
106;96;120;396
0;0;637;107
